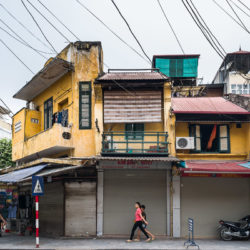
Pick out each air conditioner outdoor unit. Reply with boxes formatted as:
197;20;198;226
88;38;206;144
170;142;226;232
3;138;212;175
176;137;195;149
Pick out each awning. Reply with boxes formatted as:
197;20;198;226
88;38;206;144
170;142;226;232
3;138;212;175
13;58;74;101
181;161;250;176
20;165;83;182
0;164;47;183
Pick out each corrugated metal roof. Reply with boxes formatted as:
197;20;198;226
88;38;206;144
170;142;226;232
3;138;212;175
182;160;250;173
0;164;47;183
13;58;74;101
21;165;83;182
172;97;250;114
95;156;179;162
97;72;168;81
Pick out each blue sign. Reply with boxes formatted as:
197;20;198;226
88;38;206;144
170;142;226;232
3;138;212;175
32;176;44;196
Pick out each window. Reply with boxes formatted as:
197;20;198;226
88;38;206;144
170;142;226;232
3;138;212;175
189;124;230;153
170;59;183;77
79;82;91;129
14;121;21;133
125;123;144;140
44;97;53;130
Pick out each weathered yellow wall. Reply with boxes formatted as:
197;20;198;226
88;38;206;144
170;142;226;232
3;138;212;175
175;121;249;160
25;110;41;138
12;42;103;162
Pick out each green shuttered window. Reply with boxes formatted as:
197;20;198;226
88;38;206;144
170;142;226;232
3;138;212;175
79;82;91;129
44;97;53;130
125;123;144;140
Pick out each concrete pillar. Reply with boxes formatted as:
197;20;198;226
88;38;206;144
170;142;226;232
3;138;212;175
166;170;171;236
172;175;181;237
97;169;104;237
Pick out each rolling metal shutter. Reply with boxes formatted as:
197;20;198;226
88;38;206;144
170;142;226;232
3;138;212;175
103;170;167;235
65;181;96;237
104;90;162;123
39;182;64;236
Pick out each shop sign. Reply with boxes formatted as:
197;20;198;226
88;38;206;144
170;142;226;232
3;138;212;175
99;160;171;170
181;173;250;178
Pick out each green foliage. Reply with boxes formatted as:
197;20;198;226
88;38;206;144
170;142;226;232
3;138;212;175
0;138;12;169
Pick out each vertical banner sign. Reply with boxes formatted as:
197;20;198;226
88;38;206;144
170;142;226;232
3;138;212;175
32;176;44;249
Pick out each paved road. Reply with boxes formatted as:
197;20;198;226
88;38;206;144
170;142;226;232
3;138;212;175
0;234;250;249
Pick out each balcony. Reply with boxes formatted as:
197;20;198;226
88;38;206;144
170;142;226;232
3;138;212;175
12;123;74;162
101;131;169;156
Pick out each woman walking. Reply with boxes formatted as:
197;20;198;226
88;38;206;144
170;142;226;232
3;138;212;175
126;202;151;242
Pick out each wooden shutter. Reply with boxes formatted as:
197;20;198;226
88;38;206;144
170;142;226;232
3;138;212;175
190;125;201;152
219;125;230;152
104;90;162;123
79;82;91;129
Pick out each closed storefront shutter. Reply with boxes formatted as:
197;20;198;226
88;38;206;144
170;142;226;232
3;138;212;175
65;182;96;237
39;182;64;236
103;170;167;235
104;90;162;123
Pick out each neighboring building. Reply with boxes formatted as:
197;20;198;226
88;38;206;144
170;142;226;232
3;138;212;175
172;97;250;238
0;105;11;140
213;49;250;94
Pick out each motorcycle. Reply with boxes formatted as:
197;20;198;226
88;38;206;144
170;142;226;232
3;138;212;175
218;215;250;241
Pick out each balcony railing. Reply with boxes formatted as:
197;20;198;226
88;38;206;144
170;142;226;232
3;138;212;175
102;131;169;156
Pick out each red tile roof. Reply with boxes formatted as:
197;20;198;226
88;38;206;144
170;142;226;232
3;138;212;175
182;161;250;173
172;97;249;114
228;50;250;55
97;72;168;81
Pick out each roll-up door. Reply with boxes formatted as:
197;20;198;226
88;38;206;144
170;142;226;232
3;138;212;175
39;182;64;236
104;90;162;123
103;170;167;235
65;181;96;236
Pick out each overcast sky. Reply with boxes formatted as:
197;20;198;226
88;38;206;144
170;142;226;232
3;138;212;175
0;0;249;113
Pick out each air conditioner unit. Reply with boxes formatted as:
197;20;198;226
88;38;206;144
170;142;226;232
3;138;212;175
176;137;195;149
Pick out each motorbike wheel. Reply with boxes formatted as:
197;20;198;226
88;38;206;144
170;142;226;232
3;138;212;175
220;227;233;241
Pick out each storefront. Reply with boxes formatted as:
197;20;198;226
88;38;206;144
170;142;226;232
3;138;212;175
180;161;250;238
96;157;177;237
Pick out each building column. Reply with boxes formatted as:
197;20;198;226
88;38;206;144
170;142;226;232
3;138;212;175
166;170;171;236
97;169;104;237
172;175;181;237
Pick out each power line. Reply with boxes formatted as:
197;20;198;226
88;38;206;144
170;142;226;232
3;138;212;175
0;18;48;59
111;0;151;63
0;98;13;117
0;25;48;59
37;0;81;41
189;0;227;54
0;39;34;74
21;0;58;54
229;0;250;18
184;0;225;58
237;0;250;12
26;0;71;43
75;0;150;65
226;0;249;32
0;3;55;53
212;0;250;34
157;0;185;54
181;0;225;59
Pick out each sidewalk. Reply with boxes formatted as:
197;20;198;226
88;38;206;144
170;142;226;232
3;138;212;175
0;234;249;250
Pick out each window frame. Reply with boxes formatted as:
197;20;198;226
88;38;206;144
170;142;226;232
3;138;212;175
44;97;53;130
79;81;92;130
125;123;144;140
189;124;230;153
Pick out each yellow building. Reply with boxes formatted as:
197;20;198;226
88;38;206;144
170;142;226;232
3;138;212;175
11;42;179;238
172;96;250;239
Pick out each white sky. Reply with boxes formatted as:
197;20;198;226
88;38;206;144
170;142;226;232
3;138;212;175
0;0;249;113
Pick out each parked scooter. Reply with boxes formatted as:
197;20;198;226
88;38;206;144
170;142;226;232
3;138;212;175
218;215;250;241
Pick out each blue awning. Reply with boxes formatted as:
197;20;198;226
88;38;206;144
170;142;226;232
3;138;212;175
239;162;250;169
0;165;47;183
